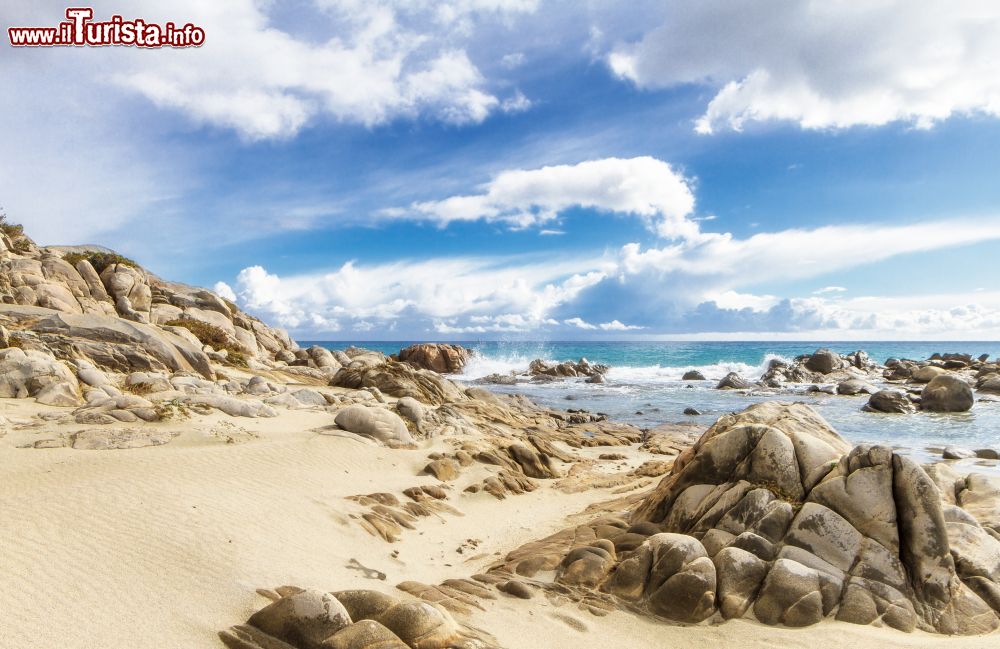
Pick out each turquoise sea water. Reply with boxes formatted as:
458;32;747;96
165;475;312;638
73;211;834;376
305;340;1000;468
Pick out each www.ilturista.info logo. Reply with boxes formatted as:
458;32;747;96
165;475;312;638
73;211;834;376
8;7;205;48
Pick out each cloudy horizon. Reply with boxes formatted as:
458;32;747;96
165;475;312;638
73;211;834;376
4;1;1000;340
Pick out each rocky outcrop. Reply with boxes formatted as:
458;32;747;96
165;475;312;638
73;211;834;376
483;402;1000;636
397;343;470;374
527;358;607;381
761;349;883;387
1;233;297;378
0;347;81;406
221;587;496;649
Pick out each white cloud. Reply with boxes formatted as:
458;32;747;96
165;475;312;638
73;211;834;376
230;255;606;334
213;281;237;302
400;156;699;238
706;290;779;311
5;0;537;141
617;219;1000;287
221;214;1000;338
564;317;597;330
599;320;643;331
813;286;847;295
608;1;1000;133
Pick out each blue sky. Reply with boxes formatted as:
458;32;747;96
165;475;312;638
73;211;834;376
3;1;1000;340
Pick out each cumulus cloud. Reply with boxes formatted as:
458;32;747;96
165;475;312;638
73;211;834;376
222;212;1000;338
399;156;699;238
5;0;536;141
213;281;237;302
564;317;597;330
599;320;643;331
230;256;607;334
608;1;1000;133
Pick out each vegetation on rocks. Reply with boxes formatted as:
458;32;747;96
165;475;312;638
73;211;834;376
164;318;248;367
61;251;140;273
0;210;32;253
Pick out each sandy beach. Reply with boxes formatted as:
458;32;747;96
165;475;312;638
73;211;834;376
3;385;998;648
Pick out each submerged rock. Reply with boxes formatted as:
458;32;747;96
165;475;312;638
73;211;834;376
921;374;975;412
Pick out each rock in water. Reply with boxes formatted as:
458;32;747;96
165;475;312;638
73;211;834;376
863;389;916;413
716;372;751;390
912;365;947;383
804;348;842;374
682;370;706;381
397;343;470;374
334;405;415;448
921;374;975;412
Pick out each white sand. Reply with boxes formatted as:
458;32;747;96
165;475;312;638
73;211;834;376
1;399;995;648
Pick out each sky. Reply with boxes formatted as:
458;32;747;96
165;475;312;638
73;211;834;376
2;0;1000;341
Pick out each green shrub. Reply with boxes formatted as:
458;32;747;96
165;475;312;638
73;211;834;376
62;251;139;273
0;210;31;252
221;297;240;314
165;318;249;367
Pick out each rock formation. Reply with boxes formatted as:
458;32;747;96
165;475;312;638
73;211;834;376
480;402;1000;635
1;230;298;382
397;343;471;374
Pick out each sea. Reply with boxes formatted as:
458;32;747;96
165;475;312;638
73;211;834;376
304;341;1000;469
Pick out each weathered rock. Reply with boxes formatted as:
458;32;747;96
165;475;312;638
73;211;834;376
617;401;1000;634
321;620;408;649
944;446;976;460
921;374;975;412
682;370;706;381
805;348;843;374
837;379;877;395
247;590;351;649
331;362;466;406
397;343;470;374
864;390;916;414
0;347;81;405
395;397;425;422
683;407;702;416
335;405;415;448
716;372;751;390
423;458;460;482
913;366;947;383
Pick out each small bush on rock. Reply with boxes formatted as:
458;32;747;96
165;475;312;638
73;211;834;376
1;210;31;253
62;251;140;273
165;319;248;367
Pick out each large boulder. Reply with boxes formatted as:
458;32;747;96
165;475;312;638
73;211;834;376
0;347;81;405
330;361;466;405
921;375;975;412
804;348;843;374
247;590;352;649
621;402;1000;634
397;343;470;374
913;365;947;383
334;405;415;447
